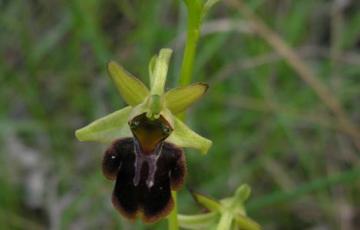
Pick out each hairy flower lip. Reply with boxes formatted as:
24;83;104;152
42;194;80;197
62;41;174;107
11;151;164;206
103;138;186;223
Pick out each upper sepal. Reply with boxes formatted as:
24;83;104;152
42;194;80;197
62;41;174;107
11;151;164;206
108;61;149;106
149;48;172;95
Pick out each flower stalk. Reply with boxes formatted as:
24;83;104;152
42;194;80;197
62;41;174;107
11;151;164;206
168;0;219;229
179;0;202;87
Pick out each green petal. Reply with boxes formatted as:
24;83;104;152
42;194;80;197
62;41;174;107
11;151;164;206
108;61;149;106
191;191;222;212
165;83;208;114
178;213;218;230
150;48;172;95
167;117;212;154
75;106;132;143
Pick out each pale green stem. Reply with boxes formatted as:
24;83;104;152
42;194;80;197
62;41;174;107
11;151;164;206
179;0;201;87
179;27;200;87
168;191;179;230
168;2;202;230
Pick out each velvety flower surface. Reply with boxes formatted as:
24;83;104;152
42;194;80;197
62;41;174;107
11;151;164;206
103;137;185;223
75;49;212;223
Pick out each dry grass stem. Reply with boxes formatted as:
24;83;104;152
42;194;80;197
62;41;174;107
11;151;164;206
225;0;360;150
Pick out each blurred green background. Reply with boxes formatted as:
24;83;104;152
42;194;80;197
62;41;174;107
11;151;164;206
1;0;360;229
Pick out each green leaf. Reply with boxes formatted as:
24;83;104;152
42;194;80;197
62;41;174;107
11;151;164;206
192;192;222;212
108;61;149;106
75;106;132;143
150;48;173;95
167;117;212;154
165;83;208;114
178;213;218;230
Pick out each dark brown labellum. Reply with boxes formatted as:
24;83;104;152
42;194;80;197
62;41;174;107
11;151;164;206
103;138;186;223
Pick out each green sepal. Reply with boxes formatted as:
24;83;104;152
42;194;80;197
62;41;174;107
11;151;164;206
108;61;149;106
178;213;218;230
192;192;222;212
75;106;132;143
165;83;208;114
167;116;212;154
150;48;172;95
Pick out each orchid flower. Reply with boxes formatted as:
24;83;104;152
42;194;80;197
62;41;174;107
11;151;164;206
75;48;212;223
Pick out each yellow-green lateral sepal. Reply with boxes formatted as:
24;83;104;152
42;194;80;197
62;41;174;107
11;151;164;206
192;192;222;212
108;61;149;106
165;83;208;114
167;117;212;154
75;106;132;143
